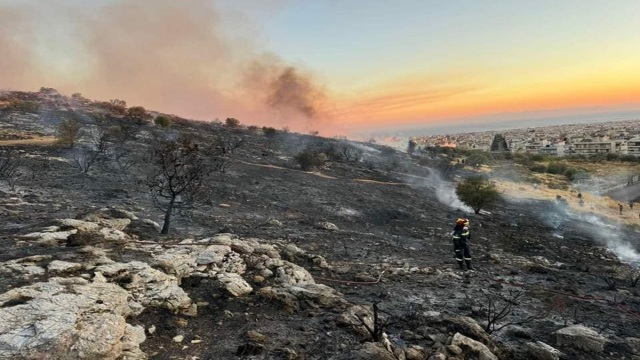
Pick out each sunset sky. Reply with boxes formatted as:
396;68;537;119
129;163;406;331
2;0;640;136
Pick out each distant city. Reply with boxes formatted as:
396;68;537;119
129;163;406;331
406;119;640;157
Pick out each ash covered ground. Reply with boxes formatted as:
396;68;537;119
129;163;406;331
1;92;640;360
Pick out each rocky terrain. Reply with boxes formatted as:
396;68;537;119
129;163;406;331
1;89;640;360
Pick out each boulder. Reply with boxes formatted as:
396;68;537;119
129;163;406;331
552;325;607;353
216;273;253;297
273;261;315;286
123;218;161;239
259;283;345;311
405;345;427;360
0;277;145;359
451;333;498;360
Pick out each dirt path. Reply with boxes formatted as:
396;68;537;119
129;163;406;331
0;136;56;146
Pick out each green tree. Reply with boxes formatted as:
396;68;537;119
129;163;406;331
56;118;83;149
456;176;500;214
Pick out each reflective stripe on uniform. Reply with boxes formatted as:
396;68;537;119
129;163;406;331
464;258;472;260
456;259;464;262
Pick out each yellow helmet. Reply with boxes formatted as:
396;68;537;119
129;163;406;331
456;218;469;226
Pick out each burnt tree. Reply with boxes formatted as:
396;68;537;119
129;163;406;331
148;138;208;234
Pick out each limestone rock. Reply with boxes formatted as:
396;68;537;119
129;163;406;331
0;255;49;279
315;221;339;231
0;277;145;359
552;325;607;353
274;261;315;286
124;218;161;239
196;245;232;265
348;342;396;360
216;273;253;297
259;283;345;311
451;333;498;360
58;219;101;232
95;261;192;313
97;218;131;231
405;345;427;360
47;260;83;275
21;229;77;245
526;341;563;360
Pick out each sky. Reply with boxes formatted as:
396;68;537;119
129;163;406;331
1;0;640;136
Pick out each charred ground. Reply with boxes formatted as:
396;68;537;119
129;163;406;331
1;90;640;360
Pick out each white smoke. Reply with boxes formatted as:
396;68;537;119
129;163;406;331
398;166;474;213
541;203;640;267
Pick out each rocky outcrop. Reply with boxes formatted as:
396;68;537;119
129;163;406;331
95;261;192;313
0;277;145;359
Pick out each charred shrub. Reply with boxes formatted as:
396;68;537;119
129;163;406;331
295;149;327;171
262;126;277;137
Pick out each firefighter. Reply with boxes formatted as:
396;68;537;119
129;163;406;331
452;218;472;270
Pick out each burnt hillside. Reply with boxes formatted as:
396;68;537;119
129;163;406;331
1;89;639;360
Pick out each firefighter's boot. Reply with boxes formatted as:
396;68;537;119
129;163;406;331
465;260;473;270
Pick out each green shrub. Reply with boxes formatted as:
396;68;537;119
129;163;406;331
295;150;327;171
529;164;547;173
546;162;568;175
154;115;172;128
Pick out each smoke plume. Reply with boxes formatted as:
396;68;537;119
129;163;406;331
0;0;328;132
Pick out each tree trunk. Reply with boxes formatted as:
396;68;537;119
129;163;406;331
161;196;176;234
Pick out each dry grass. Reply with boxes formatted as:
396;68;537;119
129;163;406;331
495;180;640;226
0;136;56;147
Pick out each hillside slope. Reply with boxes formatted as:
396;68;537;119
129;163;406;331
1;90;640;360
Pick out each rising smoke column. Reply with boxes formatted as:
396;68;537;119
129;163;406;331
0;0;330;132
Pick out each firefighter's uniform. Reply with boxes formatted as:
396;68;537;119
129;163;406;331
452;219;472;270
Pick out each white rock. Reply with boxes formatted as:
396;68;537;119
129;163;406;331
216;273;253;297
58;219;101;232
0;277;144;359
173;335;184;343
47;260;83;275
95;261;192;313
315;221;339;231
527;341;563;360
553;325;608;353
451;333;498;360
98;227;129;243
